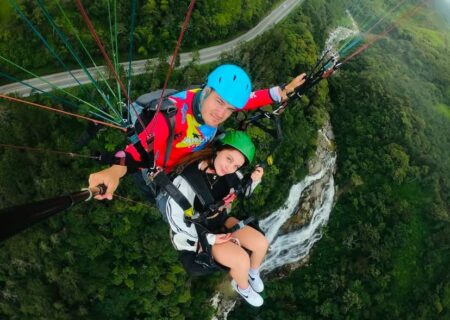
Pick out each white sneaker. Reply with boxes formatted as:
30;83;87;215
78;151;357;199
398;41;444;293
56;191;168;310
231;280;264;307
248;272;264;293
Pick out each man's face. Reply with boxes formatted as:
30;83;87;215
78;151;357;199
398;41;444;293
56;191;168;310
200;90;236;127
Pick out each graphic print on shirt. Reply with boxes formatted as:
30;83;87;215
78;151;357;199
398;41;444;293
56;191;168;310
194;124;216;151
181;103;188;124
175;114;216;150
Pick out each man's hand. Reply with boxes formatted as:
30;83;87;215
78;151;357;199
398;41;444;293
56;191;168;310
280;73;307;101
88;165;127;200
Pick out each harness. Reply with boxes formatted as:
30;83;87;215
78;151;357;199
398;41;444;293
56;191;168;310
97;89;178;171
172;165;258;273
127;89;179;170
98;89;197;216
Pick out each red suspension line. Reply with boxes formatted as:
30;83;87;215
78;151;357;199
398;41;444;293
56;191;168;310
364;0;409;34
147;0;196;136
74;0;148;132
0;94;126;131
74;0;130;104
343;0;428;64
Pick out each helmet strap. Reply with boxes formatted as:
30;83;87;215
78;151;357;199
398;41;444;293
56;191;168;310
194;87;212;122
200;87;211;105
192;90;204;124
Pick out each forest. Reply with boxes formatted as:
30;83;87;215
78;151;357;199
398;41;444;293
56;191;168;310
0;0;449;319
0;0;280;80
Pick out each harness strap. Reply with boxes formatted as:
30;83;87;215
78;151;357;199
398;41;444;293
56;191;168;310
240;175;254;198
194;222;210;251
133;136;152;165
161;105;177;168
181;165;220;213
97;151;148;172
127;89;178;170
227;217;255;233
152;170;194;217
192;221;218;269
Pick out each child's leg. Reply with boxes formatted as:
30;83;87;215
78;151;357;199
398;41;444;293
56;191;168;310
225;217;269;269
211;241;250;289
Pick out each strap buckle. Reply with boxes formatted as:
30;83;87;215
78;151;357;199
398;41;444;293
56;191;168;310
147;166;163;181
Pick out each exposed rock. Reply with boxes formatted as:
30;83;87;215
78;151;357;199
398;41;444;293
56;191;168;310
211;291;237;320
281;118;336;234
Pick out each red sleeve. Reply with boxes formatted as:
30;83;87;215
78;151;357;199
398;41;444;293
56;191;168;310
243;88;275;111
124;113;169;163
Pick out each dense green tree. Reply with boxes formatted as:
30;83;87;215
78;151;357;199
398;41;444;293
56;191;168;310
1;0;449;319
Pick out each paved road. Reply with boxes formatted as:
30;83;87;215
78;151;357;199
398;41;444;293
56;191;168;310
0;0;303;97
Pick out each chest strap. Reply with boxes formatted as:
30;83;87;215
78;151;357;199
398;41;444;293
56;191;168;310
180;165;225;214
97;98;177;172
152;170;194;218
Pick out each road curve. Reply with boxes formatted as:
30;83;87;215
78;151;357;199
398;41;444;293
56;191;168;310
0;0;303;97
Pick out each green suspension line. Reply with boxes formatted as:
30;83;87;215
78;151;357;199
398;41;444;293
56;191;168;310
54;0;119;104
0;71;91;114
107;0;122;105
0;55;117;122
337;2;380;54
338;36;364;59
7;0;88;95
339;0;409;54
36;0;122;123
127;0;138;124
114;0;123;114
8;0;124;126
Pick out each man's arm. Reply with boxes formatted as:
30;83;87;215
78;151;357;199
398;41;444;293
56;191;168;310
124;112;169;166
243;73;307;111
88;110;170;200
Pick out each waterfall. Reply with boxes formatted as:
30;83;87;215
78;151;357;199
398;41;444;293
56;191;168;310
260;152;336;273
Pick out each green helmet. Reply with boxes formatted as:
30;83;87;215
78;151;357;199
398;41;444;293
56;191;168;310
219;131;255;163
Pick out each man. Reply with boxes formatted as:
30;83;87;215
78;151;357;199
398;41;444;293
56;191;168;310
89;64;306;200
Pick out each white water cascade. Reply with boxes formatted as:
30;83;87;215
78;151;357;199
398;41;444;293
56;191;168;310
257;8;360;275
260;148;336;273
323;10;360;56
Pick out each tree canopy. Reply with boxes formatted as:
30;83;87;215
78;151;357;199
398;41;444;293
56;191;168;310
1;0;449;319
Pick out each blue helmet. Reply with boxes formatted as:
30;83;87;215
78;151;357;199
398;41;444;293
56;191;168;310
206;64;252;109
